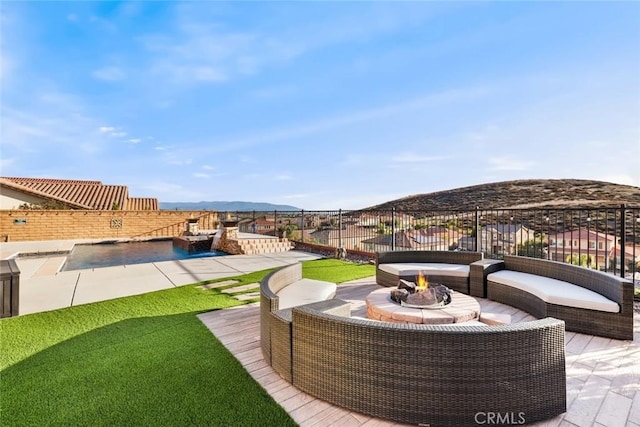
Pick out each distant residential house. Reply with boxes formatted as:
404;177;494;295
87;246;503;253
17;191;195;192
354;212;415;229
360;230;453;253
457;236;477;251
239;217;277;235
356;214;381;228
547;228;615;268
309;225;366;250
611;245;640;274
480;224;535;255
0;177;158;210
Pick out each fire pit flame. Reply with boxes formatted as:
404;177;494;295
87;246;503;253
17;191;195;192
390;274;452;309
416;271;428;291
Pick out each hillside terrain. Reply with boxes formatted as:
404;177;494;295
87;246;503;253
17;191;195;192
367;179;640;211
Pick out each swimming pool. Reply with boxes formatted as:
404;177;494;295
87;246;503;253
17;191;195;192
61;240;226;271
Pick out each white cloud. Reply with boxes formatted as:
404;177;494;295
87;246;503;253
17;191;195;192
392;153;449;163
487;156;535;171
92;66;126;81
193;172;209;178
598;174;639;187
192;66;227;82
128;138;141;144
0;157;15;170
275;174;293;181
162;151;191;166
281;193;309;200
98;126;128;138
207;86;490;153
2;104;100;152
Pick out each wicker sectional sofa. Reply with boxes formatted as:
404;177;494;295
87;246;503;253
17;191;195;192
259;262;337;381
375;250;485;294
260;263;567;426
484;255;634;340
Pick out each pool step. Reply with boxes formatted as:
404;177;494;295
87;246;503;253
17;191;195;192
34;256;67;277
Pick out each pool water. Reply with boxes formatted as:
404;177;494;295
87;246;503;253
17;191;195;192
61;240;226;271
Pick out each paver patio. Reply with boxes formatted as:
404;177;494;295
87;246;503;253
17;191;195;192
199;276;640;427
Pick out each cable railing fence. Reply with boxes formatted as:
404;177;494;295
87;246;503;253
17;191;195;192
217;205;639;281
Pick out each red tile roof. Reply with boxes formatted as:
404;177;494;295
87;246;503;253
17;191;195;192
548;228;614;242
1;177;158;210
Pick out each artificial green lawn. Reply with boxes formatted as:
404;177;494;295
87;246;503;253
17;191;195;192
1;259;375;426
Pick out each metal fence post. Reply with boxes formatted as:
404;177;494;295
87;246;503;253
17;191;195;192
391;207;396;251
475;206;480;253
338;209;343;249
620;204;626;278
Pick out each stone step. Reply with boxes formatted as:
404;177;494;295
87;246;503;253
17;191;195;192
196;280;239;290
220;283;259;294
234;292;260;301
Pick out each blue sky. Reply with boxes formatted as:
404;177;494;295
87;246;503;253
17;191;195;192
1;1;639;210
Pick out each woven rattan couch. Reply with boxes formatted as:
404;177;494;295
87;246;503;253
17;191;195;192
260;265;567;426
484;255;634;340
278;299;565;425
259;262;336;381
375;250;485;294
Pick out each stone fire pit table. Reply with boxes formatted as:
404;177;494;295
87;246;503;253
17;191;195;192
366;287;481;324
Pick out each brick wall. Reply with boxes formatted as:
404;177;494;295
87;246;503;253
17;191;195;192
0;210;219;242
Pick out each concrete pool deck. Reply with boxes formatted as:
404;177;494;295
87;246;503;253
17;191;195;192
1;238;322;316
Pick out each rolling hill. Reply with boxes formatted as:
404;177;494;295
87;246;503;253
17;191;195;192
366;179;640;211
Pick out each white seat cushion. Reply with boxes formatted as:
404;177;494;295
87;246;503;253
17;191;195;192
378;263;470;278
276;279;337;309
488;270;619;313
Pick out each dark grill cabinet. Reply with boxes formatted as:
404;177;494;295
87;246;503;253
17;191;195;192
1;259;20;318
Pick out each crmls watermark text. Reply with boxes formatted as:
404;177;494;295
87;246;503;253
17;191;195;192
474;412;526;425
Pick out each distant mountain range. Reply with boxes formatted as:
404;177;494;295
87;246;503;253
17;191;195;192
365;179;640;211
160;180;640;212
160;201;301;211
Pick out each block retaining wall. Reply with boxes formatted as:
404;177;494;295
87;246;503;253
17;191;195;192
0;210;219;242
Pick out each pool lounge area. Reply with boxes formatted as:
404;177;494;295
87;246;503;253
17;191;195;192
3;239;640;426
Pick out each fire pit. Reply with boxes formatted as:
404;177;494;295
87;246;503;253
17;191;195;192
366;271;481;324
390;272;452;309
